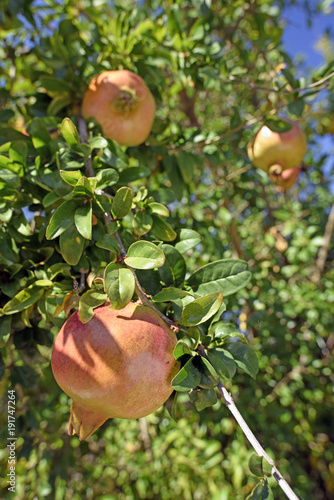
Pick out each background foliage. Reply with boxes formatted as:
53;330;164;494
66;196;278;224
0;0;333;499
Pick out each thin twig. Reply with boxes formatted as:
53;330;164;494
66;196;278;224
77;107;94;177
313;203;334;283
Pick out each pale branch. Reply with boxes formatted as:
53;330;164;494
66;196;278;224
228;70;334;95
196;345;300;500
313;203;334;283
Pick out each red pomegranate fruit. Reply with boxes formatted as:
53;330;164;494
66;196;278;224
81;70;156;147
247;119;307;175
51;302;180;440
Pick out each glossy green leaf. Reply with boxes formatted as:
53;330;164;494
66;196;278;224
152;287;194;302
74;202;92;240
188;259;251;297
112;186;134;218
72;176;96;197
133;211;153;236
264;117;292;133
175;229;201;253
95;168;119;189
158;244;186;287
78;290;108;324
173;340;194;360
89;136;108;149
179;292;223;326
172;358;201;392
46;200;77;239
225;342;259;379
197;357;219;389
124;241;165;270
9;141;28;166
61;117;80;148
189;388;217;411
206;348;237;379
210;321;246;342
3;285;45;315
59;225;85;266
104;263;135;310
150;214;177;241
27;118;51;156
59;170;82;186
146;202;170;217
249;453;272;478
96;233;120;253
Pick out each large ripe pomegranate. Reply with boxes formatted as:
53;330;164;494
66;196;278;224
81;70;156;147
247;119;307;174
51;302;180;440
270;166;302;191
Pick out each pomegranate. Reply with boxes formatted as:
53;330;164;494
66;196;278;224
51;302;180;440
270;166;302;191
81;70;156;147
247;119;307;174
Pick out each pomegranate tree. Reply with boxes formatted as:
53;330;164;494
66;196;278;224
81;70;156;147
51;302;180;440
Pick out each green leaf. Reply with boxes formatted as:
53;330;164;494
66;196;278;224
46;200;77;240
104;263;135;310
146;202;170;217
96;233;120;253
150;214;177;241
172;358;201;392
27;118;51;156
9;141;28;166
89;136;108;149
225;342;259;379
197;356;219;389
40;76;73;93
246;479;274;500
152;287;194;302
3;285;45;315
59;170;82;186
188;259;251;297
133;211;153;236
206;348;237;379
173;340;194;360
249;453;272;478
175;229;201;253
95;168;119;189
59;225;85;266
177;151;195;184
47;94;72;116
189;388;217;411
124;241;165;270
210;321;246;342
61;117;80;148
72;176;96;198
78;290;108;324
117;166;151;184
158;244;186;287
179;292;223;326
112;187;134;219
264;117;292;133
0;315;11;347
74;202;92;240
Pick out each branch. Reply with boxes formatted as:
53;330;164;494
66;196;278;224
228;70;334;95
313;203;334;283
196;346;300;500
77;108;94;177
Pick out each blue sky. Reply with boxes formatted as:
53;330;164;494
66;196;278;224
282;3;334;192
